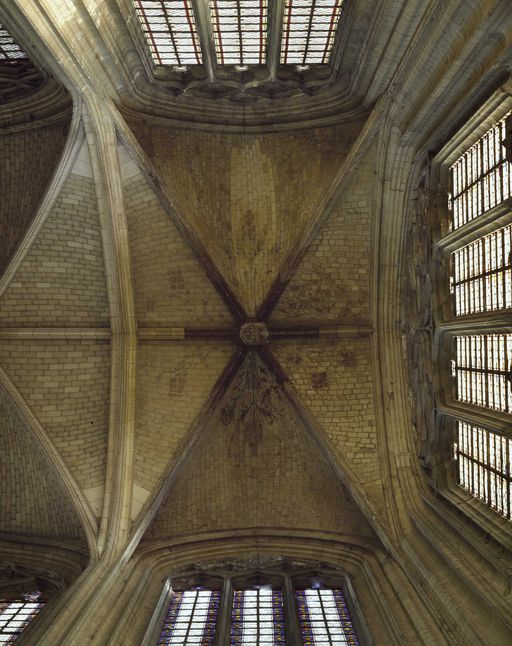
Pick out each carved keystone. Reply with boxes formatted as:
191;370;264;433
239;322;269;346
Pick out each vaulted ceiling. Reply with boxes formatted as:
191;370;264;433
1;1;512;642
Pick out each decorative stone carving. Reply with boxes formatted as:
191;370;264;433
0;61;45;105
405;164;435;473
220;353;281;451
239;322;269;346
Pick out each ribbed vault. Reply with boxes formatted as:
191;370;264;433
0;1;511;644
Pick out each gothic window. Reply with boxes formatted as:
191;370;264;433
0;24;27;60
152;567;362;645
450;111;512;229
280;0;345;65
0;596;44;644
230;587;285;644
131;0;345;69
210;0;268;66
455;421;511;520
454;334;512;413
132;0;203;66
451;224;512;315
157;589;220;645
296;588;359;645
432;93;512;529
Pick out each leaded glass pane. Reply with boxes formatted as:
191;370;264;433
450;113;512;229
280;0;345;65
451;224;512;315
0;601;44;643
158;590;220;645
210;1;268;65
230;588;285;644
454;334;512;413
455;421;512;519
132;0;202;66
296;589;358;645
0;25;27;61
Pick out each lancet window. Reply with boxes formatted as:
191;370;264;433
432;93;512;529
131;0;346;69
151;567;362;645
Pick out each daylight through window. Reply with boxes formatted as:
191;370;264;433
296;589;359;645
280;0;345;65
132;0;202;66
451;224;512;316
454;334;512;413
0;24;27;61
455;421;511;520
230;588;285;644
450;112;512;230
210;0;268;65
157;590;220;645
0;600;44;644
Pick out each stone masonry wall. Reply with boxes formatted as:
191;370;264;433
0;121;70;275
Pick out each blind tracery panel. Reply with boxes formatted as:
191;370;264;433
451;224;512;315
454;334;512;414
157;590;220;645
280;0;345;65
455;421;511;520
230;588;285;644
450;112;512;230
210;1;268;65
296;589;359;645
0;601;44;644
132;0;202;65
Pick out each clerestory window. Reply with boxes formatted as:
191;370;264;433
153;570;361;645
432;94;512;529
0;24;27;61
131;0;346;69
0;595;44;644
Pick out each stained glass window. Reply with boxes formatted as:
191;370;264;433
0;600;44;643
450;112;512;230
0;25;27;61
455;420;512;519
132;0;202;66
451;224;512;316
157;590;220;645
296;589;359;645
210;1;268;66
454;334;512;413
280;0;344;65
230;588;285;644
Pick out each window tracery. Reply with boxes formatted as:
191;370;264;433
429;93;512;530
130;0;345;70
153;564;362;645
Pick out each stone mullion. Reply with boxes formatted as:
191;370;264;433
191;0;216;82
267;0;285;80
